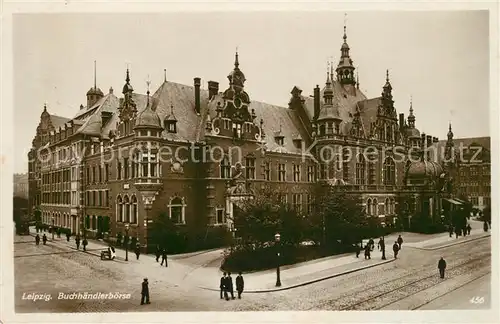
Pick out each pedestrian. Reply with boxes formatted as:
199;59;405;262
466;224;472;236
483;221;488;232
236;272;244;299
392;241;399;259
140;278;150;305
379;237;386;256
368;238;375;251
438;257;447;279
220;272;227;300
462;227;467;237
57;228;61;238
160;248;168;267
364;245;371;260
155;245;161;262
135;243;141;260
75;236;80;250
42;234;47;245
66;232;71;242
227;272;235;300
355;243;361;258
397;235;403;249
82;238;88;251
35;234;40;245
377;237;384;251
455;228;460;238
449;225;453;238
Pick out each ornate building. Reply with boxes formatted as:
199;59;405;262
29;25;453;250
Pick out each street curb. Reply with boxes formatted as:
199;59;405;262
411;234;491;251
198;258;395;293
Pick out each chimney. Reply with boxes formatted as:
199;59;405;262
421;133;426;147
194;77;201;114
426;135;433;148
313;85;320;120
399;113;405;131
421;133;427;160
208;81;219;100
433;136;438;143
80;104;84;110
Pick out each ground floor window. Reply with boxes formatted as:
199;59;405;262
169;197;186;224
216;208;225;224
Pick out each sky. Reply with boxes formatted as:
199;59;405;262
13;11;490;173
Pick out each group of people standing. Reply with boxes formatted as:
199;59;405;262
449;223;472;238
34;234;47;245
220;272;244;300
154;245;169;266
357;234;404;260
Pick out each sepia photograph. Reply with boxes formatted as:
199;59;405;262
3;4;497;322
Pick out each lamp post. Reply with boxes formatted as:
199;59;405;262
381;235;386;260
125;224;130;261
51;217;55;240
275;233;281;287
230;222;237;254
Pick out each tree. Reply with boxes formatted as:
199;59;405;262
311;182;368;246
150;212;181;251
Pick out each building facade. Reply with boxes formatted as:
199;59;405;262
14;173;29;199
29;26;455;249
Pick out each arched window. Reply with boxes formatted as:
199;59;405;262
124;195;130;223
383;157;396;185
355;154;366;185
131;195;138;224
342;148;350;183
385;198;390;215
92;215;96;230
220;156;231;179
367;198;372;215
169;197;186;224
373;199;378;216
391;198;396;214
117;195;123;222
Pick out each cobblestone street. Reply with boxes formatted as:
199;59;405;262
14;231;491;312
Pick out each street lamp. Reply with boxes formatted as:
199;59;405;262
125;224;130;261
381;235;386;260
230;222;237;254
51;217;55;240
275;233;281;287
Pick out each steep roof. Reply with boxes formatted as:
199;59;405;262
49;114;71;128
438;137;491;151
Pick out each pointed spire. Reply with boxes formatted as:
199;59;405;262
234;47;239;69
386;69;390;82
164;69;167;82
146;75;151;104
326;61;332;85
409;96;414;115
356;70;359;89
43;102;47;112
343;13;347;42
449;122;452;132
122;65;134;94
94;60;97;89
408;96;415;128
447;121;454;140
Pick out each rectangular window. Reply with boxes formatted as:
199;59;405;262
86;167;90;184
104;164;108;182
98;166;102;183
293;165;301;182
292;193;302;212
319;163;327;180
105;190;109;207
216;209;225;224
245;157;256;179
264;162;271;181
92;166;96;183
123;158;129;179
307;165;316;182
278;163;286;182
117;161;122;180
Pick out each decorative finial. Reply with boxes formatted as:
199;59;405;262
410;95;413;112
449;121;452;131
109;86;113;94
125;65;130;83
146;75;151;96
343;13;347;41
43;102;47;111
386;69;389;82
94;60;97;89
235;47;239;68
356;70;359;89
170;104;174;115
164;69;167;82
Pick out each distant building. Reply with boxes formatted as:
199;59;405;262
437;136;491;211
13;173;29;199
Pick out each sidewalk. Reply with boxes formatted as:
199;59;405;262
404;229;490;250
190;248;395;293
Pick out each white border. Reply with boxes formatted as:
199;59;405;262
1;1;499;323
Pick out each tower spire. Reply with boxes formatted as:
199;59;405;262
343;13;347;42
234;47;239;68
164;69;167;82
356;69;359;89
94;60;97;89
336;13;355;86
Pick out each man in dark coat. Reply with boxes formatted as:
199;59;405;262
75;236;80;250
42;234;47;245
82;238;88;251
368;238;375;251
35;234;40;245
220;272;227;300
466;224;472;235
155;245;161;262
355;243;362;258
160;248;168;267
66;232;71;242
140;278;150;305
226;272;235;300
364;244;371;260
483;221;488;232
438;257;447;278
392;241;399;259
455;227;461;238
236;272;244;299
397;235;403;249
449;225;454;237
135;243;141;260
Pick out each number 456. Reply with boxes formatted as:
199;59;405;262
470;296;485;304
